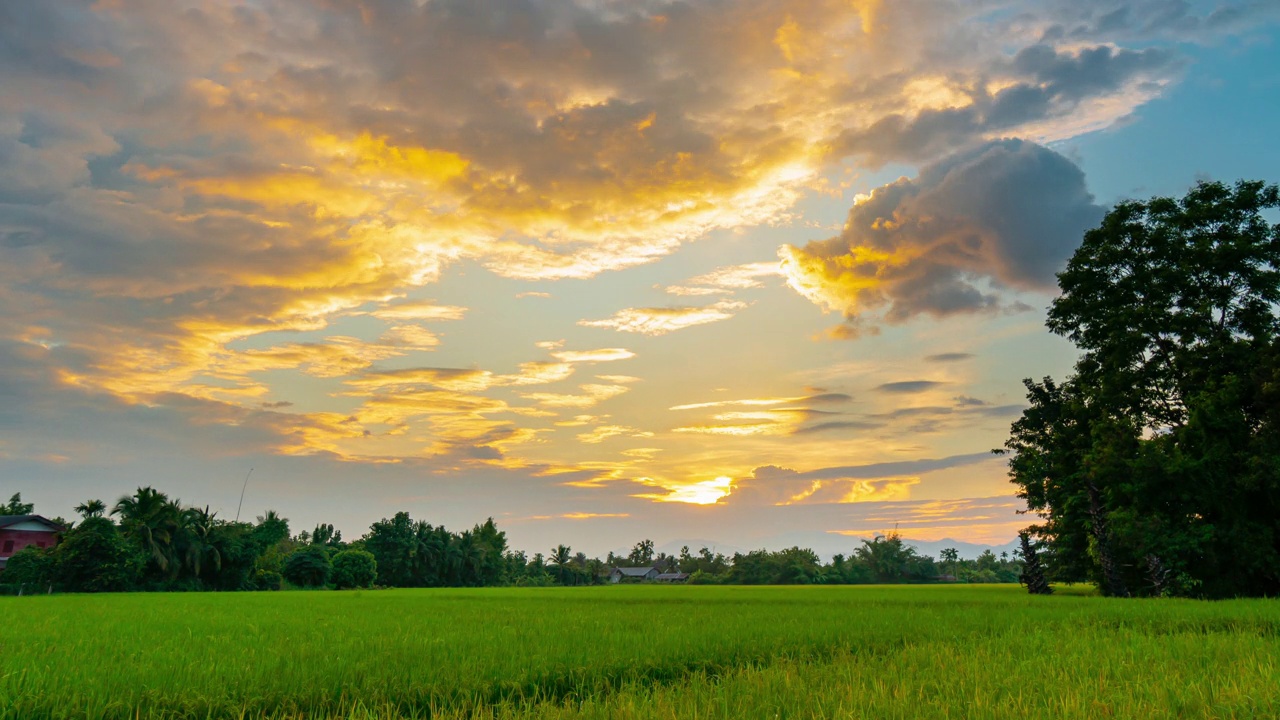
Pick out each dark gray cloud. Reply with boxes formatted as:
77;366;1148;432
791;420;883;435
835;45;1181;167
781;139;1106;327
1037;0;1280;43
925;352;974;363
802;393;853;404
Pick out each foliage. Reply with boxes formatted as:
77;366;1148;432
1018;532;1052;595
729;547;823;584
283;546;333;588
74;499;107;520
331;550;377;589
252;570;283;592
1;546;54;592
0;493;34;515
1005;179;1280;598
6;484;1027;593
49;516;144;593
627;539;655;566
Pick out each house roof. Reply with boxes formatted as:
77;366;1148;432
613;566;656;576
0;515;64;531
655;572;689;580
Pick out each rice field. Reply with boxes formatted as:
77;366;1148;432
1;585;1276;719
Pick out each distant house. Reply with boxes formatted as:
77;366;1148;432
609;566;659;583
0;515;64;571
655;572;689;583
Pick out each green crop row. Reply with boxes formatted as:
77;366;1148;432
1;585;1276;719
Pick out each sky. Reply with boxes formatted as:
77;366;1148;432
2;0;1279;557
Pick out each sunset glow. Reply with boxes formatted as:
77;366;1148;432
3;0;1278;556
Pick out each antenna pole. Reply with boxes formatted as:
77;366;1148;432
235;468;254;523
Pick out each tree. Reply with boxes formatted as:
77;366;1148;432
550;544;572;585
253;511;291;548
49;516;143;593
75;499;107;520
112;487;182;579
283;546;332;588
181;506;223;581
331;549;377;589
1;493;34;515
311;523;342;547
1018;531;1052;595
1004;179;1280;598
854;533;922;583
628;539;655;566
939;548;959;576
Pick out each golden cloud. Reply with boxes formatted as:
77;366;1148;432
580;301;747;335
666;262;783;296
550;348;637;363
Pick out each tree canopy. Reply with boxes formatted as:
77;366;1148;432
1005;180;1280;598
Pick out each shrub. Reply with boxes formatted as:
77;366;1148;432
331;550;377;589
2;546;55;593
53;516;144;593
252;570;283;591
282;546;332;588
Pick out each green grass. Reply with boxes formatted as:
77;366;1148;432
1;585;1276;719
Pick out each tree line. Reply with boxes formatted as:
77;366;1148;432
0;490;1023;593
1004;179;1280;599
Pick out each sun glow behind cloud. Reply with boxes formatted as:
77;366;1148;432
638;476;736;505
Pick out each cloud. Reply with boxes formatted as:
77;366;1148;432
579;301;746;335
633;475;735;505
666;261;782;296
828;496;1027;543
577;425;654;444
550;348;636;363
780;140;1105;330
791;420;882;435
596;374;641;384
925;352;974;363
725;452;994;506
0;0;1261;501
521;383;630;409
876;381;946;394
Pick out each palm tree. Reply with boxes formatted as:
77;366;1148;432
112;487;181;575
74;499;107;520
551;544;572;585
182;506;223;580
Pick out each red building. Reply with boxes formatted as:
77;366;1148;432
0;515;64;571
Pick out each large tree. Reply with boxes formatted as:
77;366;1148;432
1005;180;1280;598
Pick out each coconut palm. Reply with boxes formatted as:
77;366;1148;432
182;506;223;579
551;544;572;585
112;487;181;575
74;499;107;520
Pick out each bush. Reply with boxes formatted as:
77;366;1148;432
252;570;283;591
53;516;144;593
282;546;332;588
2;546;55;593
331;550;377;589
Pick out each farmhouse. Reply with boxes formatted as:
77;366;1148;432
0;515;64;571
655;572;690;583
609;566;659;583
